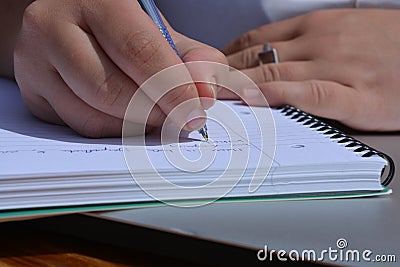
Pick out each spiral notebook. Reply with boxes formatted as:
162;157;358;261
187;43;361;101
0;78;395;220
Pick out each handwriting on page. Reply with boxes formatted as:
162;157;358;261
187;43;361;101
0;147;124;154
147;139;248;154
0;139;249;155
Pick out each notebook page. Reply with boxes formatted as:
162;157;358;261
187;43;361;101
0;79;276;180
0;84;127;177
270;108;386;169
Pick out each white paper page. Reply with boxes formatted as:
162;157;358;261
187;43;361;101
271;108;387;169
0;79;276;180
0;84;127;177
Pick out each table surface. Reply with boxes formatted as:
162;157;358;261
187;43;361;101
95;133;400;267
0;218;214;267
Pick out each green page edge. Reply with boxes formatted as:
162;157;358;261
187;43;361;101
0;188;392;220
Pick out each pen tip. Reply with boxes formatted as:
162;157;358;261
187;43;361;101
198;127;209;142
204;133;209;142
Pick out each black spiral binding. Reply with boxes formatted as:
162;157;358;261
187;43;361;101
278;105;395;187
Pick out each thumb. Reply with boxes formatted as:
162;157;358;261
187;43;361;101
241;80;358;123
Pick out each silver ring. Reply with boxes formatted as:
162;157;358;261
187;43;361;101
258;43;279;65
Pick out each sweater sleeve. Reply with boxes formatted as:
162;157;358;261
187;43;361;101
355;0;400;8
263;0;400;23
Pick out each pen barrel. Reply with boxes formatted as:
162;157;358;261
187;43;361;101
156;24;181;56
138;0;180;56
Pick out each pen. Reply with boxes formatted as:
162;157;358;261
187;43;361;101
138;0;209;141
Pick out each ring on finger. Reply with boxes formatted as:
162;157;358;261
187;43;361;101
258;43;279;65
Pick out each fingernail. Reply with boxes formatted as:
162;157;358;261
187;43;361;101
243;88;261;99
242;88;269;106
186;108;206;131
209;76;217;99
201;77;217;109
200;96;215;110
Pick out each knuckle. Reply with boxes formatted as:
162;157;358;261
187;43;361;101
213;49;228;65
160;84;194;110
307;80;326;107
94;72;124;110
237;30;257;48
20;92;52;123
240;49;253;67
122;30;162;68
147;107;166;127
261;65;281;82
15;1;51;75
22;1;47;33
272;85;290;105
277;64;297;81
79;112;107;138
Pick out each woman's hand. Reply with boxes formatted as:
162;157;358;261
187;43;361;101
14;0;226;137
223;9;400;131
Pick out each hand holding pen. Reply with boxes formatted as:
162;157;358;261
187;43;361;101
139;0;209;140
14;0;226;137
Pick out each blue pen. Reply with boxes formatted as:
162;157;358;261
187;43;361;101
138;0;209;141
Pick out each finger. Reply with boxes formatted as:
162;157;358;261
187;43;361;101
227;40;307;69
83;1;206;131
47;21;166;127
242;61;318;84
47;71;155;137
20;89;64;126
241;80;358;123
14;41;65;126
242;59;366;88
217;87;239;100
222;16;302;55
41;71;124;138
